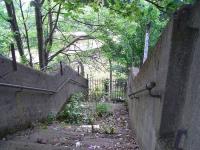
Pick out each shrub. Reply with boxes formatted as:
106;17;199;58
40;112;56;127
57;92;85;124
90;87;105;102
46;112;56;124
102;125;116;134
96;103;111;117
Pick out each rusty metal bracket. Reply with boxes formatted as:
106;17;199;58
147;82;161;98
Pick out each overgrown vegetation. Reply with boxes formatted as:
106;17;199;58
46;112;56;125
39;92;121;136
46;92;113;126
102;124;116;134
96;103;112;117
57;92;85;124
0;0;194;75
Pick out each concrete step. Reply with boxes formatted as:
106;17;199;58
0;140;74;150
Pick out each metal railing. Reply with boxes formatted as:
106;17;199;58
88;78;127;102
0;82;56;95
0;78;88;95
1;44;88;95
128;82;161;99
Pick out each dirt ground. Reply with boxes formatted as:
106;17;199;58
4;103;139;150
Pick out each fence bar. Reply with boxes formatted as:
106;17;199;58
88;78;127;102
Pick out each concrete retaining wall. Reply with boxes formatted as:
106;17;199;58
128;2;200;150
0;56;88;138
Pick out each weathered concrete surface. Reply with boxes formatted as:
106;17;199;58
128;1;200;150
127;17;173;150
0;141;71;150
0;56;88;138
0;102;138;150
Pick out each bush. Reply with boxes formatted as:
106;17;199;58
90;87;105;102
96;103;111;117
102;125;116;134
46;112;56;124
57;93;85;124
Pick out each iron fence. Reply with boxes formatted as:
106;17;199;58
88;78;127;102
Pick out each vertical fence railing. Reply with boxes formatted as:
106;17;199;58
88;78;127;102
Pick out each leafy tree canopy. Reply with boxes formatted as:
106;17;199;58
0;0;195;74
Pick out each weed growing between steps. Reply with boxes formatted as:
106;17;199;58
55;92;113;126
46;113;56;125
95;103;112;117
57;92;86;124
41;92;120;135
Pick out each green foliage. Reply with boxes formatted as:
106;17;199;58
57;92;85;124
96;103;111;117
0;6;12;56
0;0;194;70
102;125;116;134
46;112;56;125
52;0;194;75
90;86;105;101
110;91;125;99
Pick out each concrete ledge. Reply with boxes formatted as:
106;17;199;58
0;56;88;138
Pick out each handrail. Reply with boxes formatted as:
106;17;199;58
0;83;56;95
128;82;161;99
0;78;88;95
69;79;88;88
128;88;147;97
55;78;88;92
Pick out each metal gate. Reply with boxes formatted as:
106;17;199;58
88;78;127;102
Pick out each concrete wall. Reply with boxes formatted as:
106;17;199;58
0;56;88;138
128;2;200;150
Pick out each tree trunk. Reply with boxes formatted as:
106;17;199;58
45;0;53;65
19;0;33;67
34;0;45;69
45;3;61;65
4;0;25;58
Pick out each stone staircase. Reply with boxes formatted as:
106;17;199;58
0;103;139;150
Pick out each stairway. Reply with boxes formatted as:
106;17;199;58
0;103;139;150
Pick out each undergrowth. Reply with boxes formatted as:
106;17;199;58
43;92;114;127
57;92;85;124
96;103;112;117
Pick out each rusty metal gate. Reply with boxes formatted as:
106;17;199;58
88;78;127;102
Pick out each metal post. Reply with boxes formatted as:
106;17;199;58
60;61;63;75
86;74;89;102
10;43;17;71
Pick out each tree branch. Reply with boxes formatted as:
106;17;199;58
48;36;93;62
42;3;59;23
71;16;105;27
19;0;33;67
144;0;167;13
45;4;61;46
